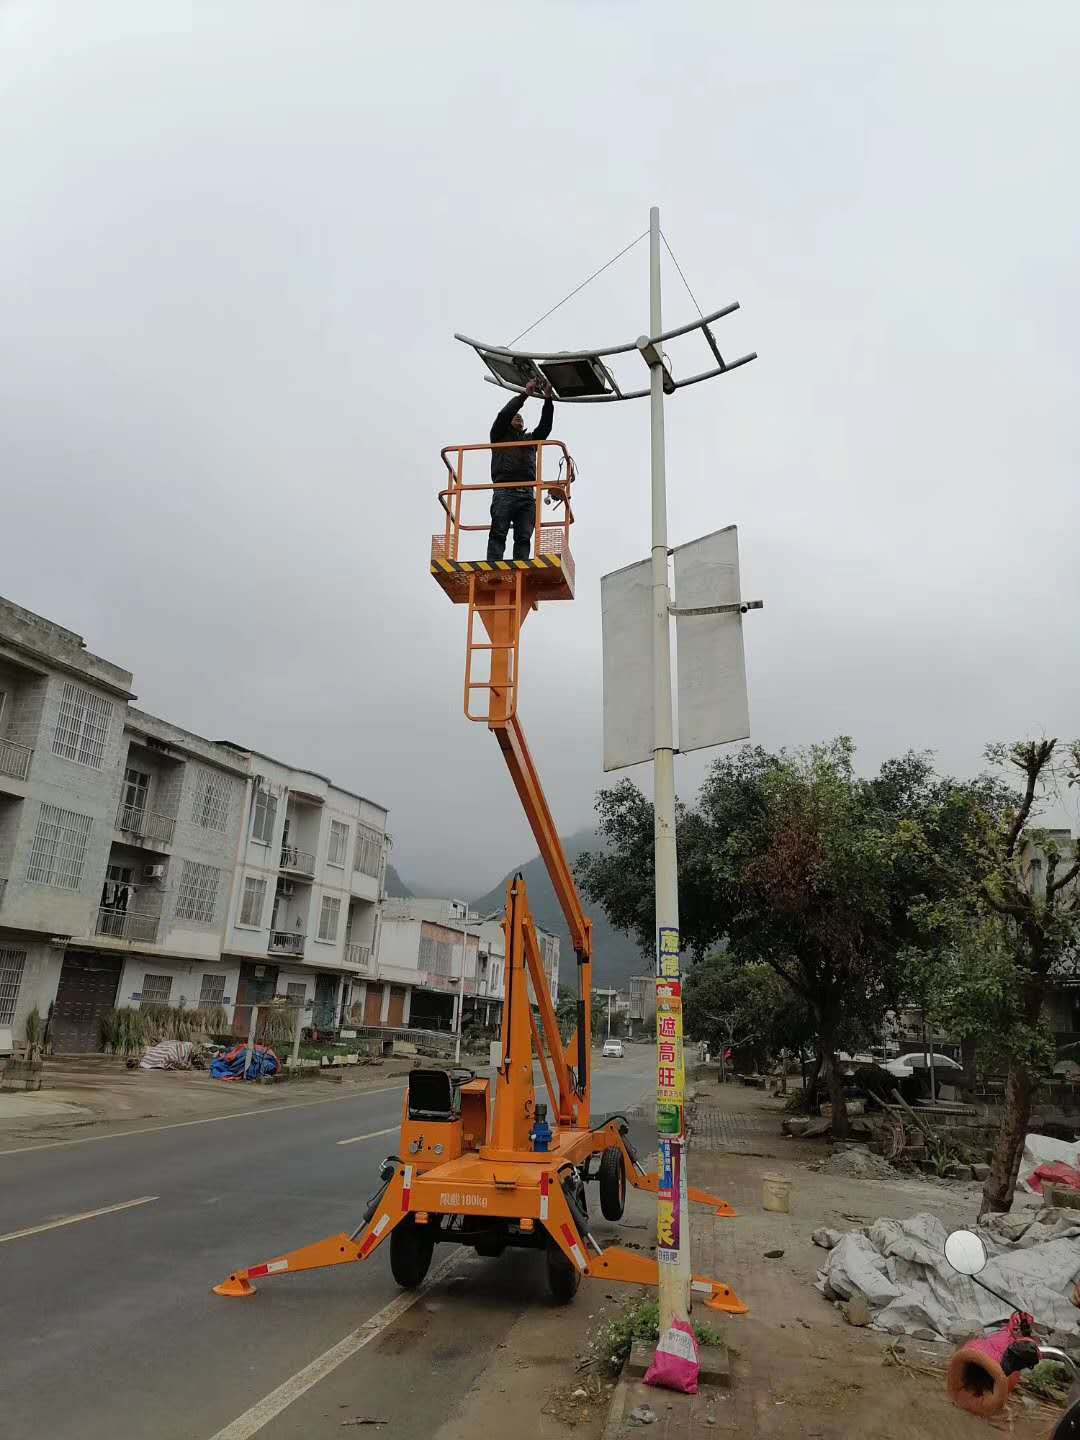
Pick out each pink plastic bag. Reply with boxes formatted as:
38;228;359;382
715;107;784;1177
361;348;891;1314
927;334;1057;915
1028;1161;1080;1194
643;1318;700;1394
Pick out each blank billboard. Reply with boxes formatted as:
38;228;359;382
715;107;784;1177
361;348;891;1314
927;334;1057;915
673;526;750;754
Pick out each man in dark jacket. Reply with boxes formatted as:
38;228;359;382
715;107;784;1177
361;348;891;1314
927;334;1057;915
487;377;554;561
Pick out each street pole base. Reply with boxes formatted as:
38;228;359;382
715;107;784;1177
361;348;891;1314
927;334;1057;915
213;1276;256;1297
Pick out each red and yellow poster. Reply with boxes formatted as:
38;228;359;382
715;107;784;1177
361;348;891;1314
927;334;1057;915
655;979;684;1107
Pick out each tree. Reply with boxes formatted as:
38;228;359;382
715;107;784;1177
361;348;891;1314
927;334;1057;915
683;952;807;1077
579;740;922;1136
914;740;1080;1213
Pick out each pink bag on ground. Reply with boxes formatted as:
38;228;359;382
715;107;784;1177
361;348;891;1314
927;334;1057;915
643;1318;700;1394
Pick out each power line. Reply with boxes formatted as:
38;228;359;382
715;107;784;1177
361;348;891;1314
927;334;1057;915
660;229;704;320
507;230;648;348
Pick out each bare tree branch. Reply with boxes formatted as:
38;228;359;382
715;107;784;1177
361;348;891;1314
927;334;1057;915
1004;740;1055;860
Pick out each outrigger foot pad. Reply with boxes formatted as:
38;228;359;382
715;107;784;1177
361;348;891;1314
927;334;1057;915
213;1276;256;1297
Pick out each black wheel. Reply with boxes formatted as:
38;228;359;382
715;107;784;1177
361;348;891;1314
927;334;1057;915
389;1218;435;1289
546;1241;581;1304
598;1147;627;1221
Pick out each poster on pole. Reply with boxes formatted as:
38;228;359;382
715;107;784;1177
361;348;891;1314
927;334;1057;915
672;526;750;755
600;557;653;771
655;979;684;1109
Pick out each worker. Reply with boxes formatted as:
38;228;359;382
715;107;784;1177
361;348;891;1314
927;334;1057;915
487;377;554;561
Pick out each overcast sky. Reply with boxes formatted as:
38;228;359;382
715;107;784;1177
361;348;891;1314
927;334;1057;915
3;3;1078;896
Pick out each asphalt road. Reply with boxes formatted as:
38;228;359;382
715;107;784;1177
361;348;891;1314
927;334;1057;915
1;1049;655;1440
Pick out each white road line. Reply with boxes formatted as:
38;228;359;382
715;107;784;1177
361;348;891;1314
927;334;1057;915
206;1253;465;1440
336;1126;398;1146
0;1086;406;1158
0;1194;158;1244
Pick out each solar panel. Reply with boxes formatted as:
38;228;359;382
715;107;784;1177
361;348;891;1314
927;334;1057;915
538;357;611;398
479;350;543;389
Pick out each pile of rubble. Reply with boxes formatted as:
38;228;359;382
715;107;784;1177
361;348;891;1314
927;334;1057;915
814;1209;1080;1344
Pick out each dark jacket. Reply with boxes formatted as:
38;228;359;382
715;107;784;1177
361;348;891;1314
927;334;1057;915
490;393;554;488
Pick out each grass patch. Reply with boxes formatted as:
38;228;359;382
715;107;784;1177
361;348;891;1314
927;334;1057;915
1021;1360;1074;1405
585;1295;725;1375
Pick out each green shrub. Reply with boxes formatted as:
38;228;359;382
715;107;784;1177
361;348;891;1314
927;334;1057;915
101;1008;147;1057
586;1295;724;1375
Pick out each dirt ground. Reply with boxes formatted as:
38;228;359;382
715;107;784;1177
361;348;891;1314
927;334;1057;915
0;1053;416;1149
604;1082;1057;1440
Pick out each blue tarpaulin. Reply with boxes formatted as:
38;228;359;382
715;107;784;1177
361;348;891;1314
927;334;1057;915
210;1043;281;1081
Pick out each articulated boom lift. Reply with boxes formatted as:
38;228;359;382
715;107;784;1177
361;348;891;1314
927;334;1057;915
214;439;745;1310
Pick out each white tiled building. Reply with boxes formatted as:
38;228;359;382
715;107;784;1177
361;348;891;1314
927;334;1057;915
376;897;559;1035
0;595;390;1052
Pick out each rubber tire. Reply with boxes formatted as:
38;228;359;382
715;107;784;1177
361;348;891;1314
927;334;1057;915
389;1218;435;1290
598;1147;627;1221
546;1241;581;1304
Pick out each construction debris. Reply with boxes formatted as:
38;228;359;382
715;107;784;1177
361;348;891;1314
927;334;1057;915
817;1211;1080;1341
812;1228;842;1250
821;1148;898;1182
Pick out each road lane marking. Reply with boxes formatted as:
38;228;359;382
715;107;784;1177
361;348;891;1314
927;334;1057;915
336;1125;398;1146
205;1252;466;1440
0;1086;406;1158
0;1194;157;1244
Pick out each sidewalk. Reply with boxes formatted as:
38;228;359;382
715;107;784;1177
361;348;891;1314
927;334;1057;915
0;1055;416;1149
605;1082;1050;1440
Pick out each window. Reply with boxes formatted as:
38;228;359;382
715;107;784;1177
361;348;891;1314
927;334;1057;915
286;981;307;1006
26;803;93;889
191;767;233;832
52;682;113;768
252;785;277;845
434;938;453;976
175;860;221;924
328;819;349;868
418;934;434;968
239;875;267;928
0;947;26;1026
353;823;383;878
318;895;341;943
122;767;150;812
199;972;226;1007
141;973;172;1004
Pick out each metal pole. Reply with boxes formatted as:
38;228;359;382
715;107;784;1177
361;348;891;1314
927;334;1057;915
290;1002;303;1069
648;204;692;1333
607;990;613;1038
244;1003;258;1081
455;914;468;1065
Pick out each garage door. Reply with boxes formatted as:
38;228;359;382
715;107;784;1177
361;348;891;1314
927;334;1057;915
51;953;123;1053
364;985;383;1024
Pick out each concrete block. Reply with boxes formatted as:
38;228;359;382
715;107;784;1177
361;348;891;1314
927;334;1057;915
626;1341;730;1388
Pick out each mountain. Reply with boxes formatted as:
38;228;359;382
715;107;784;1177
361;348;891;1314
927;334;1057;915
471;826;646;991
384;863;414;899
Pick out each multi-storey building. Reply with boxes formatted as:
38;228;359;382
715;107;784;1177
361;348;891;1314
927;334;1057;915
377;898;559;1035
0;594;390;1052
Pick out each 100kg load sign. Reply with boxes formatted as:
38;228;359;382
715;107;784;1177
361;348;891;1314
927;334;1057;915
655;979;684;1105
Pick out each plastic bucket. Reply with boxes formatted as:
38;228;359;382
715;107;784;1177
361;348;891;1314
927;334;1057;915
762;1173;792;1213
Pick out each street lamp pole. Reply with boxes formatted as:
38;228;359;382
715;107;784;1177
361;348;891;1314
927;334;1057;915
454;908;472;1065
645;204;692;1334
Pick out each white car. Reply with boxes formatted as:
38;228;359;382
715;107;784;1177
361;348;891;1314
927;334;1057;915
602;1039;624;1059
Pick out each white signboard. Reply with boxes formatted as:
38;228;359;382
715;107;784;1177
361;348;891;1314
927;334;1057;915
673;526;750;754
601;557;654;771
600;526;751;772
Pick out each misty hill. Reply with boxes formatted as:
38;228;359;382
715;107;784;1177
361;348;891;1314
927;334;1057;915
384;863;414;899
471;826;646;991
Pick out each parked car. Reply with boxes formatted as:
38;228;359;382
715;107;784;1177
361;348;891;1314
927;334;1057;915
602;1039;624;1059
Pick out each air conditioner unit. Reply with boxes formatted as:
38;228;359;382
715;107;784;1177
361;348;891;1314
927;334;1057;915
277;879;295;897
143;864;166;881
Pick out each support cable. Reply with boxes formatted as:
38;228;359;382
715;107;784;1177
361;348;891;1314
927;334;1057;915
507;230;648;348
660;229;705;320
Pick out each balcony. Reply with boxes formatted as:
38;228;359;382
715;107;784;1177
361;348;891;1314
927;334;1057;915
0;738;32;782
269;930;305;956
95;908;160;944
343;942;374;974
115;802;176;847
280;845;316;878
